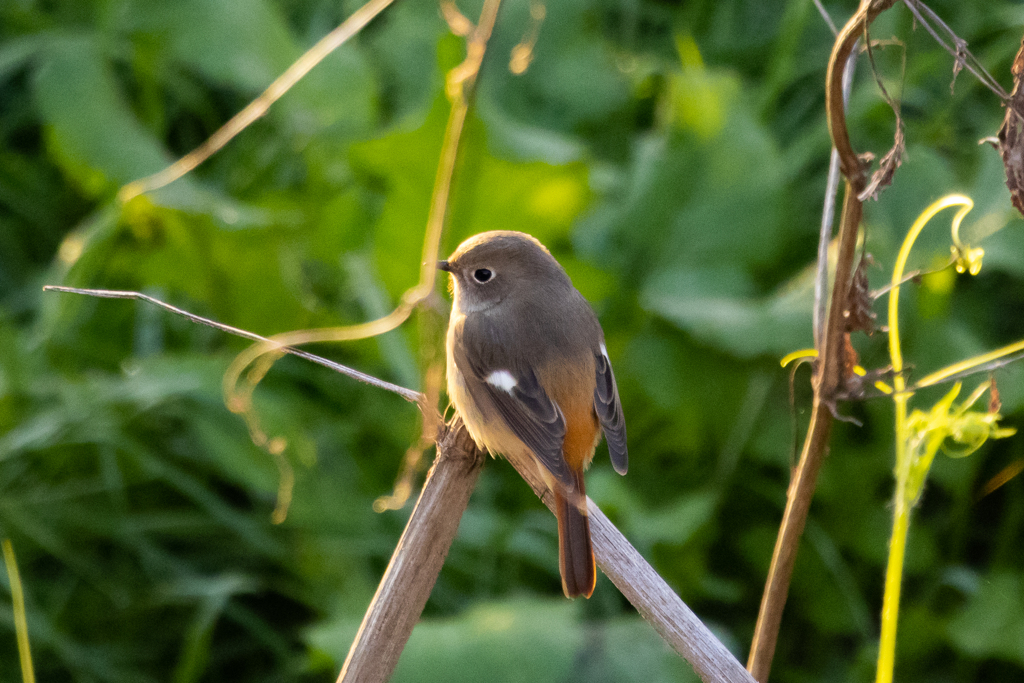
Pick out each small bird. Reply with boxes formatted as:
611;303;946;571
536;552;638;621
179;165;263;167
439;231;627;598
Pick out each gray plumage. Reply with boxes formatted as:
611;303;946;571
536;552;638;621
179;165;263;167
440;231;627;485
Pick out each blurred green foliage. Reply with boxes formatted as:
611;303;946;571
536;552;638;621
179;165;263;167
1;0;1024;681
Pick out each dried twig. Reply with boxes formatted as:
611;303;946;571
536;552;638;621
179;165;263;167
902;0;1008;99
996;34;1024;217
857;36;906;201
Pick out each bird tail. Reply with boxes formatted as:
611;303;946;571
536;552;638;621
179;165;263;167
554;472;595;599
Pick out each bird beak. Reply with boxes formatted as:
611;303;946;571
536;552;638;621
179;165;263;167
437;260;452;272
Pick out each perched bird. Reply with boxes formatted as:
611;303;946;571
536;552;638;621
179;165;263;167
439;231;627;598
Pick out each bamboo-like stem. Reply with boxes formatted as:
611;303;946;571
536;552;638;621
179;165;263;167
336;420;486;683
747;3;897;680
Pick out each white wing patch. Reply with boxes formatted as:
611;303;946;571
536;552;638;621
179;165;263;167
486;370;518;394
600;343;609;359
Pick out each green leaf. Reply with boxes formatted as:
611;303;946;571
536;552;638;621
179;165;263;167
948;571;1024;665
34;35;174;194
392;600;582;683
143;0;298;92
641;264;813;358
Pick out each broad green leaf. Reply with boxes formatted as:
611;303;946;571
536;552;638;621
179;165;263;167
34;35;175;194
642;264;813;358
948;571;1024;666
392;600;582;683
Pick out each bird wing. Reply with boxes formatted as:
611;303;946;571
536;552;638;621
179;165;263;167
452;327;572;489
594;348;628;475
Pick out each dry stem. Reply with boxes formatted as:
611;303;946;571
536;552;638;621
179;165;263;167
747;2;896;680
336;420;486;683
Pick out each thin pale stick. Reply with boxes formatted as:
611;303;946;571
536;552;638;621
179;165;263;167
42;286;422;403
118;0;396;202
902;0;1008;98
813;0;839;36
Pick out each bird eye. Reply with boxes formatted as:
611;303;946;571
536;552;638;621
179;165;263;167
473;268;493;283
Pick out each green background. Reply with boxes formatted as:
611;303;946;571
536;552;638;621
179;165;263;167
2;0;1024;681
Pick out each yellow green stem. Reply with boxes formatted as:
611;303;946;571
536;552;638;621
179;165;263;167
877;194;972;683
887;194;973;385
877;379;911;683
3;539;36;683
915;337;1024;388
877;496;910;683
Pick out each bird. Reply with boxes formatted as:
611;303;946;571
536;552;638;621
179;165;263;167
438;230;627;598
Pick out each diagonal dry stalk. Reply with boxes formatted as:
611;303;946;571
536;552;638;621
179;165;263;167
502;447;756;683
336;403;760;683
747;2;898;680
